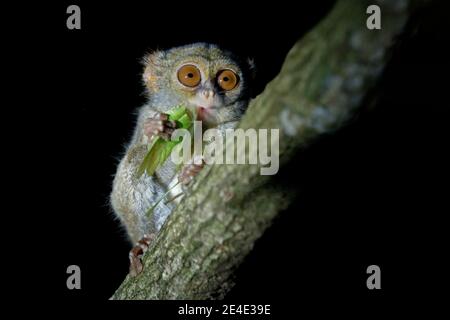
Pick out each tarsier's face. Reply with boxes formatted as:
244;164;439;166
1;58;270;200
173;62;241;121
144;44;252;125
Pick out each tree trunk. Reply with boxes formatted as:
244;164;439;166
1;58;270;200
112;0;424;299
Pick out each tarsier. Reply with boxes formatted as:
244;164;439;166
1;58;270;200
111;43;254;275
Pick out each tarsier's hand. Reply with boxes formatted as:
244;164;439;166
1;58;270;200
178;159;205;185
144;112;177;141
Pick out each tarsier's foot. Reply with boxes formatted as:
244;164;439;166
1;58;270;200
129;234;155;277
178;159;205;185
144;113;177;141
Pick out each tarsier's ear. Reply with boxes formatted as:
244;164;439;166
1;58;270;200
142;50;164;92
247;57;256;80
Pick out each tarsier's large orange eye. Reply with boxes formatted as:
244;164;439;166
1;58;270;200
177;65;201;87
217;69;239;91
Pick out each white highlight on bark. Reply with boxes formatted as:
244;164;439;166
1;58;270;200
280;109;303;136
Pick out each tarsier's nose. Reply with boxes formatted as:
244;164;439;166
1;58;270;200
200;89;215;99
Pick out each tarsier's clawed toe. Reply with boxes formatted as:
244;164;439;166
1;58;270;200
178;160;205;185
129;234;154;277
144;113;177;141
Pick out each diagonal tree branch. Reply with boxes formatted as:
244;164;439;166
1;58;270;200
112;0;426;299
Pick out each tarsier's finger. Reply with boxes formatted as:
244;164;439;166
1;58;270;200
179;163;204;185
144;117;176;140
179;174;191;185
129;246;144;277
159;132;171;141
129;255;143;277
187;162;204;173
185;167;201;177
165;120;177;129
178;168;191;184
144;117;160;126
144;126;161;138
157;113;168;121
192;163;204;171
164;127;175;135
128;234;154;277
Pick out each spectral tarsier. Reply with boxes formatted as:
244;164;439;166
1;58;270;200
111;43;254;275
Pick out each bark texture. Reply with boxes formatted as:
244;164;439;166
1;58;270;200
112;0;423;299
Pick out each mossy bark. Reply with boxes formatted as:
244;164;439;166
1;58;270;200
112;0;423;299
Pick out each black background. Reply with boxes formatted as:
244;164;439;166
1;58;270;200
14;0;448;314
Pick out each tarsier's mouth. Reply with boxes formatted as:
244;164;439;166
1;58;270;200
196;105;216;121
